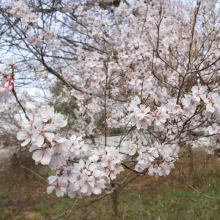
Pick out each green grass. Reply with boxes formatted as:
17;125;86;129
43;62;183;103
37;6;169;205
28;184;220;220
1;148;220;219
28;174;220;219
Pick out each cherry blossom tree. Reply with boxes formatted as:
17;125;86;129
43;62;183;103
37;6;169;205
1;0;220;217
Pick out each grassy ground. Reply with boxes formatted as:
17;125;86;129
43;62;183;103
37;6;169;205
1;148;220;220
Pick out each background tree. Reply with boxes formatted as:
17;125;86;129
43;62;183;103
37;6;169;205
49;80;77;120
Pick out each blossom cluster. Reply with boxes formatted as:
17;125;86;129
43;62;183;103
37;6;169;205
47;144;126;197
0;57;17;101
10;0;38;25
9;1;59;51
16;106;126;197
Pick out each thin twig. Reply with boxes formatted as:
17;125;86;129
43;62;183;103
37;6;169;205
52;198;79;220
20;165;48;183
180;171;220;199
52;194;107;220
12;88;30;121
